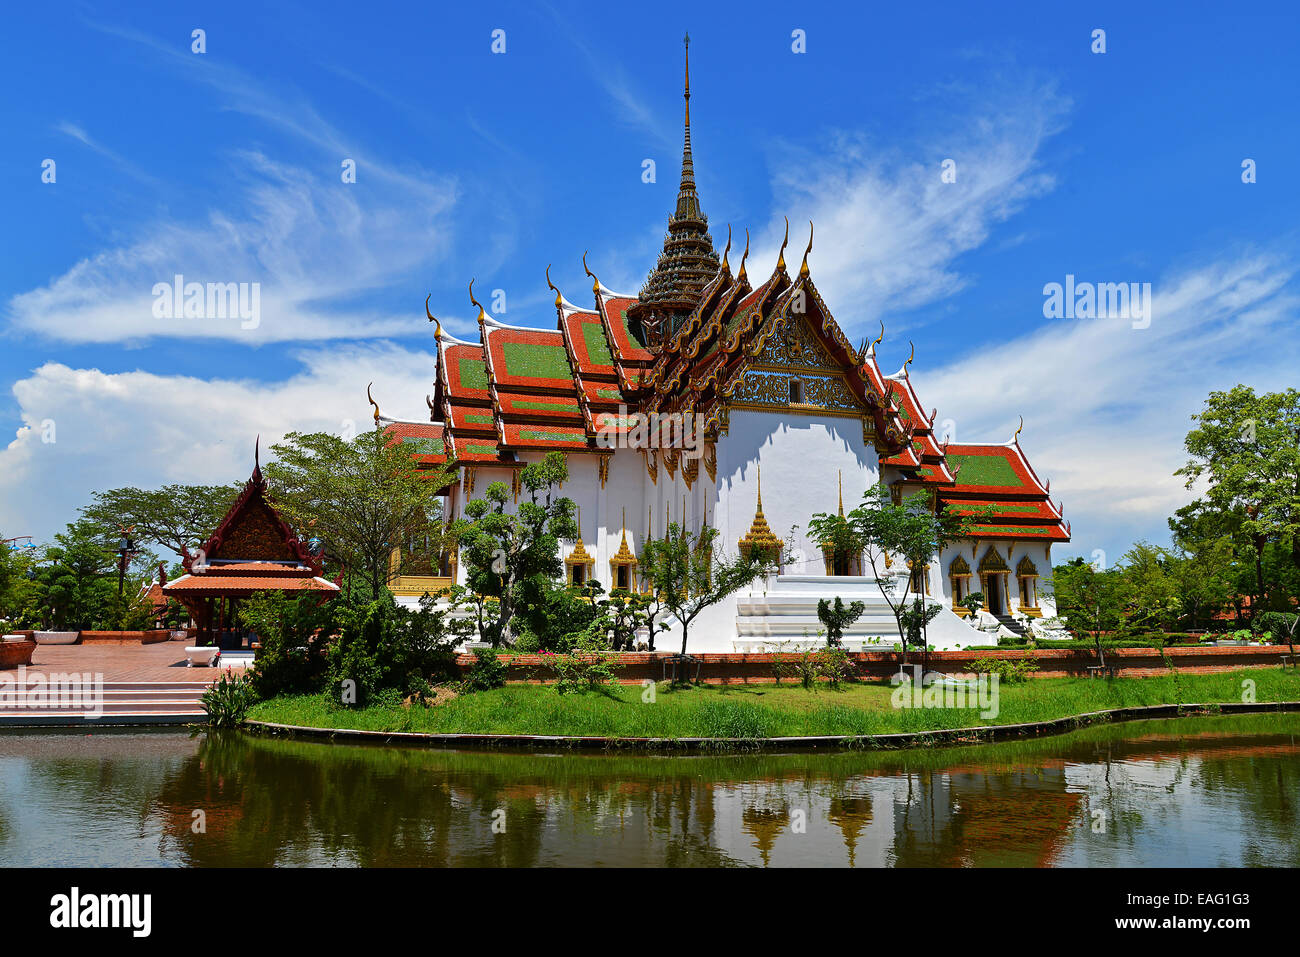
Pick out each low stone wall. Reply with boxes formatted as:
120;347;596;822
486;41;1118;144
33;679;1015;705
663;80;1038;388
454;644;1294;685
78;630;172;645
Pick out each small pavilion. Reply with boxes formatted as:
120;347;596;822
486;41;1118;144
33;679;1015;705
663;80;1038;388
163;446;339;648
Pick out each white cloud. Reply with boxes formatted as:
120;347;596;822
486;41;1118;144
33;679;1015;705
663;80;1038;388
5;150;455;344
749;77;1069;322
0;344;436;542
917;253;1300;562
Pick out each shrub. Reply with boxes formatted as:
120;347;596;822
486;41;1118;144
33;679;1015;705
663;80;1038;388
201;670;256;728
816;597;865;648
775;647;854;690
326;593;459;706
1253;612;1298;644
547;627;619;694
966;655;1039;684
462;646;507;693
241;591;331;699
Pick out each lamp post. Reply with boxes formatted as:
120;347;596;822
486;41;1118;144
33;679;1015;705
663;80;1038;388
115;525;136;599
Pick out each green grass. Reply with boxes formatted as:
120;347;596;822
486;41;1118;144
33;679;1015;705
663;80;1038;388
246;669;1300;740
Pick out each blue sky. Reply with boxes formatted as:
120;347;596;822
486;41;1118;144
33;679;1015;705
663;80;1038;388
2;0;1298;565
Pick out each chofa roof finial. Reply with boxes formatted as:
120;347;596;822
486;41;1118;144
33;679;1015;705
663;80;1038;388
468;279;486;326
545;264;562;309
425;294;441;339
737;228;750;282
799;220;813;279
366;382;380;424
582;250;600;295
1013;415;1024;444
777;216;789;273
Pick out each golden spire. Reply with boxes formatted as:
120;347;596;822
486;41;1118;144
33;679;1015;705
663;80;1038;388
799;221;813;279
777;216;789;273
838;470;844;517
738;466;781;556
425;294;441;339
611;506;636;564
567;505;592;566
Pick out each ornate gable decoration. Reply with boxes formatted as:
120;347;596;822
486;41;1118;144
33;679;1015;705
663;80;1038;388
949;555;972;577
726;313;866;417
978;546;1010;574
1016;555;1039;576
186;448;318;573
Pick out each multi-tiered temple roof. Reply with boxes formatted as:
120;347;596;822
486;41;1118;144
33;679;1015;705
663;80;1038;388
379;42;1068;547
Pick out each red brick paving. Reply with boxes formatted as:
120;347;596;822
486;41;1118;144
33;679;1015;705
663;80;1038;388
17;639;216;684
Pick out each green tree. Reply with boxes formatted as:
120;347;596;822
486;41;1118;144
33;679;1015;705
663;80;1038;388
640;521;774;658
1176;386;1300;616
261;429;453;596
81;484;238;559
1050;557;1126;667
1116;542;1183;633
31;519;118;630
0;539;42;627
814;483;971;667
449;451;577;647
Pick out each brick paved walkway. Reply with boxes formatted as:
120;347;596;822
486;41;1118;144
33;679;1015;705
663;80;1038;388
15;639;217;684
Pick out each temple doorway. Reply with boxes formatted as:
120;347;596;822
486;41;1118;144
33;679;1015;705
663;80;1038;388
986;574;1003;615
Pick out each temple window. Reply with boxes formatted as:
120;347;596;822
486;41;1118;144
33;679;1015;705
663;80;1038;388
788;378;803;404
1015;555;1040;615
948;555;973;614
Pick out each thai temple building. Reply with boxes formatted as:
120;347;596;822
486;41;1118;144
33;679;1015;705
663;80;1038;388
372;40;1070;651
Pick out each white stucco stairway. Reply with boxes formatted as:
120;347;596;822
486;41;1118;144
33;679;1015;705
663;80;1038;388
651;573;983;654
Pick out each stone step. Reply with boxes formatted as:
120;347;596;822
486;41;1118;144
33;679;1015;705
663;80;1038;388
1;698;205;713
0;710;206;725
736;614;903;637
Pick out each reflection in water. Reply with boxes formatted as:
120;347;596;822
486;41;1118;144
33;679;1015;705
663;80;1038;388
0;715;1296;867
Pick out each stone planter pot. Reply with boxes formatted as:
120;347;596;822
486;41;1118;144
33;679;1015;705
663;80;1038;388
0;640;36;668
34;631;79;644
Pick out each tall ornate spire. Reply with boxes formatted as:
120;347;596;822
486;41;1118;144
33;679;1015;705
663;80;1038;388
627;33;720;348
738;466;782;559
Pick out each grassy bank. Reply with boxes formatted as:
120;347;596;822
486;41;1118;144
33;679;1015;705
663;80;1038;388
246;669;1300;739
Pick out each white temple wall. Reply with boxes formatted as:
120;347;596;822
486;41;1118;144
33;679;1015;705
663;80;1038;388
713;409;879;574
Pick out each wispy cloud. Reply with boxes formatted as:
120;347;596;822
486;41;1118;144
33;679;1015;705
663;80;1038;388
0;343;438;539
6;150;455;343
6;22;459;345
749;75;1070;330
919;252;1300;562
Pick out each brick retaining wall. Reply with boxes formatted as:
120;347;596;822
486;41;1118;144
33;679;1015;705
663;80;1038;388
78;630;172;645
455;644;1294;685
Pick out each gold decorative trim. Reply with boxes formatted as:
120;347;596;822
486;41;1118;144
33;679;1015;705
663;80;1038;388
598;454;611;489
703;443;717;483
978;546;1009;574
